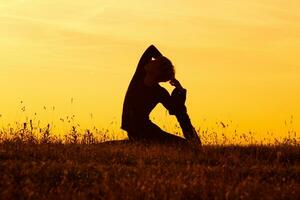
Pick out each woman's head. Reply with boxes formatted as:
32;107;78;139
144;56;175;83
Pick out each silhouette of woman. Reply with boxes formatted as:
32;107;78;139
121;45;201;146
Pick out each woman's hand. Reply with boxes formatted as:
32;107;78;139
170;78;184;91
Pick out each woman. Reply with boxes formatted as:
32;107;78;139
121;45;201;146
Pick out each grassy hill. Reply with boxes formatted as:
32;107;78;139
0;138;299;199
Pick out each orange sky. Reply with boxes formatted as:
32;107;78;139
0;0;299;141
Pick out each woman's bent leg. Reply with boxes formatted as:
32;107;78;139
127;123;189;146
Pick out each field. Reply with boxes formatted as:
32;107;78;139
0;123;299;200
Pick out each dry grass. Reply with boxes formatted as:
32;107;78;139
0;123;299;200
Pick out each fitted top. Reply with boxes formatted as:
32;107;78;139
121;81;183;132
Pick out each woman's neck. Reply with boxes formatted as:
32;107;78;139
144;76;157;87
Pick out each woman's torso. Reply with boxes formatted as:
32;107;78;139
121;80;164;132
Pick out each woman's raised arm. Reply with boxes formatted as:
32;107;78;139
137;45;163;69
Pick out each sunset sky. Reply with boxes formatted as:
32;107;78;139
0;0;299;140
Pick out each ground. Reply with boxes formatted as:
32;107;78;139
0;140;299;200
